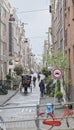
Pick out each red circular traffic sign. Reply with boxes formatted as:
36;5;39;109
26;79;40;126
51;68;62;79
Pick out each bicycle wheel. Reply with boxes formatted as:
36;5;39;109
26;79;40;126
66;114;74;128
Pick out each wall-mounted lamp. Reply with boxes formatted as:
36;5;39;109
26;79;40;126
49;5;52;13
9;14;15;21
24;38;28;43
15;57;20;62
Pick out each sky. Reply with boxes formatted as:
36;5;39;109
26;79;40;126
9;0;51;61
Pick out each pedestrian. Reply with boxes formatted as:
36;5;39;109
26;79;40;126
39;79;45;97
37;73;40;81
33;76;36;87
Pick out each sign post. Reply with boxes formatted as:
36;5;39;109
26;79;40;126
51;68;62;107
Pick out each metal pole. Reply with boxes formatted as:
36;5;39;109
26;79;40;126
36;105;40;130
54;79;57;109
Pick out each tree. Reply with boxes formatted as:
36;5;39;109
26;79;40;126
56;91;63;102
14;64;23;75
46;51;68;71
43;51;69;101
41;67;49;77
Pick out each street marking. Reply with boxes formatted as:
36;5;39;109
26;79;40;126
21;108;35;113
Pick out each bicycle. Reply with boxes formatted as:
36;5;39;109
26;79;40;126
37;104;74;130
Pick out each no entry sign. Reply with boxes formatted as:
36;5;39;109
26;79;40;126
51;68;62;79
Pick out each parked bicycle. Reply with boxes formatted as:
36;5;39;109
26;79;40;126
35;103;74;130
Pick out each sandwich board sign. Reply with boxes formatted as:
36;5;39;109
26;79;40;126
51;68;62;79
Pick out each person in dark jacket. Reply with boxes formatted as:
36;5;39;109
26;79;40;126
39;79;45;97
37;73;40;81
33;76;36;87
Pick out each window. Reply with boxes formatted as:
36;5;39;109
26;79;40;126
9;60;13;65
64;0;67;10
3;62;7;75
1;7;6;22
65;29;67;46
1;23;6;41
69;48;70;67
3;42;6;56
73;46;74;64
68;7;70;26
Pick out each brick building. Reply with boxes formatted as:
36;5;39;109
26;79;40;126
64;0;74;102
51;0;74;103
0;0;10;80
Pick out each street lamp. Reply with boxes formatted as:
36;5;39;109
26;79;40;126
24;38;28;43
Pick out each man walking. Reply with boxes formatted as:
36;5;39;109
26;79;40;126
39;79;45;97
33;76;36;87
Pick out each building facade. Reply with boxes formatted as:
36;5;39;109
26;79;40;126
64;0;74;102
0;0;33;79
51;0;74;103
0;0;10;80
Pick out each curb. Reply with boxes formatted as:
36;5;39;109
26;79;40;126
0;89;19;106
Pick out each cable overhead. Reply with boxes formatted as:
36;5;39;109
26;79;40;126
17;8;48;14
29;36;46;39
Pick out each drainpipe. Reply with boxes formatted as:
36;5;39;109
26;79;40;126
62;0;65;55
62;0;66;103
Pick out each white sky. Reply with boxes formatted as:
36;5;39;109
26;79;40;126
9;0;51;60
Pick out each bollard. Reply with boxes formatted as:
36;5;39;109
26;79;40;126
36;104;41;130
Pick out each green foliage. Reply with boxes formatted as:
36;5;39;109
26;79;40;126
6;73;11;80
14;64;23;75
56;91;63;100
41;67;49;77
42;51;68;100
55;80;63;101
44;50;68;71
57;80;61;91
64;80;72;101
47;75;53;82
12;76;21;90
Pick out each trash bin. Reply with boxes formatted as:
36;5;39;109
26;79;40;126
45;103;54;114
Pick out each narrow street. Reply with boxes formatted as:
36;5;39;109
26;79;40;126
0;74;44;130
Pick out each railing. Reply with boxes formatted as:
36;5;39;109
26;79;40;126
0;102;74;130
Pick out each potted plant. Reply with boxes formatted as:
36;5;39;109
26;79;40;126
6;73;11;80
56;91;63;102
14;64;23;75
6;73;12;89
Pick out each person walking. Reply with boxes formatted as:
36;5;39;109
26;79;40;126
33;76;36;87
39;79;45;97
37;73;40;81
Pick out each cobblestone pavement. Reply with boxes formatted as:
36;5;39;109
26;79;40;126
0;89;19;106
0;89;74;130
